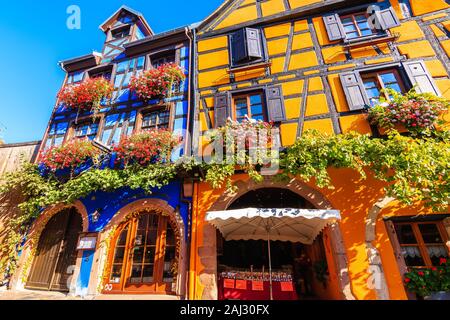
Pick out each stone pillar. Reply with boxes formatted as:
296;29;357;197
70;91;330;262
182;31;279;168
328;223;355;300
199;224;218;300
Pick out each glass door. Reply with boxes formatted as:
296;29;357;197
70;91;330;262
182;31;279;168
104;211;178;294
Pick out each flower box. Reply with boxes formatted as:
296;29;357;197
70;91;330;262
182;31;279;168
368;88;449;135
113;130;181;167
57;77;114;113
129;63;185;101
39;139;101;173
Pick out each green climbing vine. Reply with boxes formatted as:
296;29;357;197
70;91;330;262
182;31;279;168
0;128;449;280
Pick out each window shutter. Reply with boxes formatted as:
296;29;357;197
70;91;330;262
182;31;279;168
339;72;370;111
231;29;247;65
266;85;286;122
374;6;401;30
402;60;441;96
214;92;231;128
323;14;346;41
246;28;263;60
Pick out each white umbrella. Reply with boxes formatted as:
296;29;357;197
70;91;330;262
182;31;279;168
206;208;341;300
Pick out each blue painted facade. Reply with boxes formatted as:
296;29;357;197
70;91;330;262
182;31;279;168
33;6;193;296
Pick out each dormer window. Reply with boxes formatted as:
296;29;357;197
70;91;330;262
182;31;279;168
111;26;131;39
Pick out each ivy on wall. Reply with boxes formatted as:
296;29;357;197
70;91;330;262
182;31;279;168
0;129;449;279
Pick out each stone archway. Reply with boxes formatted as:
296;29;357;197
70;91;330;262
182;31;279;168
88;198;187;298
10;201;89;293
198;176;355;300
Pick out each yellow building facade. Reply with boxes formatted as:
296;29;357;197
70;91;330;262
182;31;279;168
190;0;450;300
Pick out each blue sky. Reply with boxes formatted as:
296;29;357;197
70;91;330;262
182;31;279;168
0;0;223;143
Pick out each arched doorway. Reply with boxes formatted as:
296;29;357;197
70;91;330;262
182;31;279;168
214;188;338;300
103;210;180;294
26;207;82;292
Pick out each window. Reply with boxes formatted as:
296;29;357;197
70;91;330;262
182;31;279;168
101;111;136;146
111;26;130;39
150;53;176;68
141;109;171;130
341;13;376;40
67;71;84;85
45;122;69;149
394;221;449;268
322;6;400;42
230;28;264;67
361;69;405;106
232;93;266;123
112;56;145;103
73;121;99;141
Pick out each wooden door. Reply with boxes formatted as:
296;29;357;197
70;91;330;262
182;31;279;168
50;210;82;291
26;208;82;292
103;211;178;294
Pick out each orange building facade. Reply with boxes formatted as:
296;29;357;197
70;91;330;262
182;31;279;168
189;0;450;300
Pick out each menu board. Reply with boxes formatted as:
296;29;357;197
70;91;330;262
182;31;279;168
77;234;98;250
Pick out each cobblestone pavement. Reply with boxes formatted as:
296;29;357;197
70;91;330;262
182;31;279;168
0;287;180;300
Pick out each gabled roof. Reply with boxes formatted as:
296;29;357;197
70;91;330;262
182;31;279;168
58;52;103;72
99;5;154;36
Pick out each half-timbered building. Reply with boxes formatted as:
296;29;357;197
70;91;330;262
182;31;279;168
9;6;193;299
189;0;450;300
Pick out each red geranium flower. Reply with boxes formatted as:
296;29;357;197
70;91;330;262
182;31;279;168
440;258;447;265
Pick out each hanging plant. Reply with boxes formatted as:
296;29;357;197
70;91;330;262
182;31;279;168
113;130;181;166
368;88;449;135
39;139;101;172
57;77;114;113
129;63;185;101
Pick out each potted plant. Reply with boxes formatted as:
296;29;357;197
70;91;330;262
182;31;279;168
39;139;101;177
404;258;450;300
57;77;114;114
129;63;185;101
368;88;449;135
113;129;181;167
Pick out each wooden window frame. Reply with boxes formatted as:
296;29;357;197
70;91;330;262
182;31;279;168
361;68;407;101
136;104;174;133
340;12;377;40
232;91;267;123
67;116;102;141
394;221;449;268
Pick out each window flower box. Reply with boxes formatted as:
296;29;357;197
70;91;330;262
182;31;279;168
39;139;102;174
57;77;114;113
129;63;185;101
113;130;181;167
368;88;449;135
404;258;450;300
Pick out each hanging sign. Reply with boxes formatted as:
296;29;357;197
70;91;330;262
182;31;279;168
280;281;294;292
236;280;247;290
77;233;98;250
252;281;264;291
223;279;235;289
